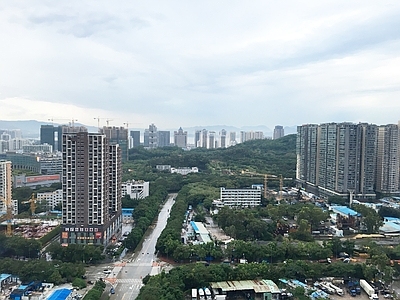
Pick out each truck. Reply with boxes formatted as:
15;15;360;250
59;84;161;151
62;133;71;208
318;258;332;264
348;280;360;296
204;287;212;299
198;287;205;299
360;279;379;300
320;282;336;295
328;282;344;296
191;288;198;300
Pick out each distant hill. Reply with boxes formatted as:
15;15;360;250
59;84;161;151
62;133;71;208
0;120;97;138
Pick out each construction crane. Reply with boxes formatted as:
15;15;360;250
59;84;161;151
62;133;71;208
48;118;78;127
94;117;114;129
0;195;13;237
21;193;37;216
241;170;291;202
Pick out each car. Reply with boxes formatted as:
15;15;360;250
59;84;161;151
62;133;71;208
103;270;112;274
110;287;115;294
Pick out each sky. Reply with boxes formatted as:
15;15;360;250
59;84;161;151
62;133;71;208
1;1;400;130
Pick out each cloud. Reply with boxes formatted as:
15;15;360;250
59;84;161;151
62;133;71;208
1;1;400;130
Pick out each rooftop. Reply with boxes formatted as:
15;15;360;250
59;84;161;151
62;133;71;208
47;288;72;300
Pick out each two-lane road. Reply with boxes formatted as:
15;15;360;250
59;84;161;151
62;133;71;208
110;194;176;300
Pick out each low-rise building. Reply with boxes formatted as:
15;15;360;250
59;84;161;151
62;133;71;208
170;167;198;175
121;180;149;199
220;187;262;207
37;189;62;210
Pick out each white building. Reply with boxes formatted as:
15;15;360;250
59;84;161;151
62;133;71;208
37;189;63;210
122;180;149;199
220;187;262;207
170;167;199;175
0;160;12;214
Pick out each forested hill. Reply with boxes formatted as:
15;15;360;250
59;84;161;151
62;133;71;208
127;134;296;178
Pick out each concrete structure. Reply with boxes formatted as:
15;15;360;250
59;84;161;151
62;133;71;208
156;165;171;172
0;160;12;215
240;131;264;143
229;131;237;146
194;130;201;148
0;152;40;173
13;174;60;188
296;122;378;198
170;167;198;175
273;125;284;139
129;130;140;148
220;187;262;207
121;180;149;199
100;126;129;162
144;123;158;148
60;128;122;246
38;155;62;175
174;127;187;148
37;189;63;210
376;124;400;194
158;130;171;147
22;143;53;153
219;129;227;148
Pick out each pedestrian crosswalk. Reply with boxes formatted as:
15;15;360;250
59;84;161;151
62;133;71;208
116;278;143;284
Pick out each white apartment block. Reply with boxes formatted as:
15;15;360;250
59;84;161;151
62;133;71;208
122;180;149;199
220;187;262;207
171;167;199;175
37;189;63;210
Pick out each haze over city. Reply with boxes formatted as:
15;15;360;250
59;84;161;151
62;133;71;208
1;1;400;129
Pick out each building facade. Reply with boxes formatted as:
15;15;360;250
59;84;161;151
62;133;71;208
296;122;378;198
121;180;150;199
273;125;284;139
158;131;171;147
174;127;187;148
100;126;129;162
60;129;122;246
0;160;12;215
129;131;140;148
220;187;262;207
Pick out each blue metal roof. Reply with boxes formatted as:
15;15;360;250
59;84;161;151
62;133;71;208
122;208;134;215
0;274;11;282
190;221;199;232
47;289;72;300
332;206;360;216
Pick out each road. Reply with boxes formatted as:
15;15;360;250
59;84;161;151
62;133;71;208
109;194;176;300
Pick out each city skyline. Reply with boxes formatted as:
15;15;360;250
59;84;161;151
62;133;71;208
1;2;400;129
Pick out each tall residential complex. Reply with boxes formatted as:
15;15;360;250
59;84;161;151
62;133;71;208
296;122;383;198
0;160;12;215
144;124;158;148
158;131;171;147
129;131;141;148
174;127;187;148
100;126;129;162
273;125;284;139
60;128;122;246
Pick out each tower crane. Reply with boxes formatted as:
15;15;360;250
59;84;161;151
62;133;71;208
21;193;37;216
241;170;292;202
94;117;114;129
48;118;78;127
0;195;13;237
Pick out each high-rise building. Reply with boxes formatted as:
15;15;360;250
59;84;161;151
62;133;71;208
144;124;158;149
158;131;171;147
208;131;216;149
376;124;400;194
60;128;122;246
174;127;187;148
40;125;56;150
296;122;378;198
229;132;237;146
194;130;201;148
130;131;140;148
273;125;285;139
100;126;129;162
201;129;208;148
0;160;12;215
219;129;227;148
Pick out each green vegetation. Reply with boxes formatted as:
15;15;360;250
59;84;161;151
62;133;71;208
82;280;106;300
0;235;41;259
46;243;105;264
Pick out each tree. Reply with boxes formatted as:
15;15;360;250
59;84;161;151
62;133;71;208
353;204;383;233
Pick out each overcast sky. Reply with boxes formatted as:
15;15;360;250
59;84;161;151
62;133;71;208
1;1;400;130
